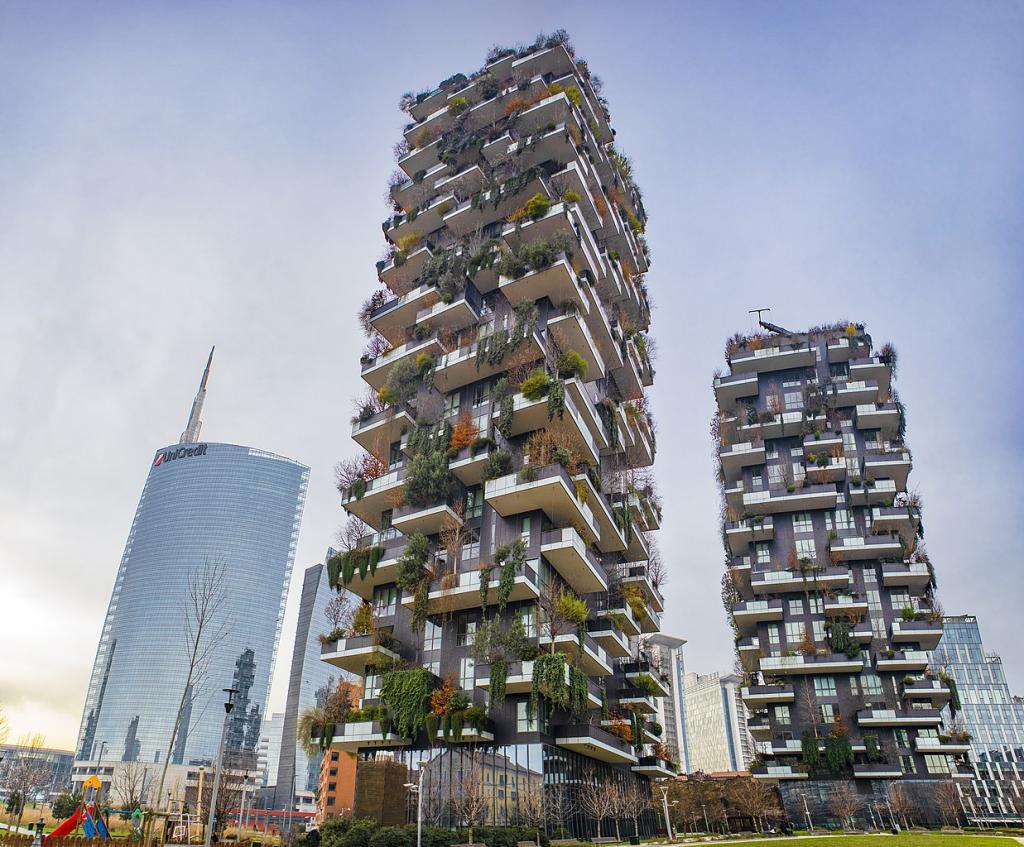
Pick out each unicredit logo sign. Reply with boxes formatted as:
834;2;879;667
154;444;209;467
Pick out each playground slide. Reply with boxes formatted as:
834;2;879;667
83;807;109;839
47;808;83;840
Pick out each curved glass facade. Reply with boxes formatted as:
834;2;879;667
76;442;308;767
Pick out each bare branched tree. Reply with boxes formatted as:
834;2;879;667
543;784;577;840
516;781;546;845
620;782;652;840
112;760;150;813
322;592;355;641
934;782;962;830
829;781;863;829
578;775;611;839
4;734;48;829
449;751;488;845
149;559;230;839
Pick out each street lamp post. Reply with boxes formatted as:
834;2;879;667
203;688;237;847
701;803;709;834
403;770;423;847
654;780;673;841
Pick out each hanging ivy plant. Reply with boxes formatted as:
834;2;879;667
801;730;821;770
327;546;386;589
616;500;634;545
488;659;508;716
493;539;526;613
568;666;589;719
547;379;566;420
497;394;515;438
824;734;854;773
380;668;434;739
530;652;569;717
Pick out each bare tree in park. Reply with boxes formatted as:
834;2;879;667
726;777;781;832
620;782;652;840
543;784;577;840
449;751;488;845
934;782;963;830
5;734;49;830
149;559;230;846
112;760;150;814
829;781;863;829
886;783;917;829
577;775;611;840
516;781;546;845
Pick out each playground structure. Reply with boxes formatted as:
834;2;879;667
47;777;111;843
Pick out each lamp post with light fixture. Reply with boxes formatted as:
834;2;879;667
203;688;237;847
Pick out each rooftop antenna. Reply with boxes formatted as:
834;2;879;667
749;308;791;336
180;346;214;444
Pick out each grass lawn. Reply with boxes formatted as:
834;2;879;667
716;837;1020;847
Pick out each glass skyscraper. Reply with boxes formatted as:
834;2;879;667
931;615;1024;823
75;350;309;770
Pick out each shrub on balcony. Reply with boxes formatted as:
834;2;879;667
470;435;495;457
520;368;552;400
396;533;430;592
403;450;452;507
800;730;821;770
378;357;419;408
557;349;588;381
447;95;470;116
493;538;527;612
634;674;662;698
449;414;480;454
495;233;575;278
864;733;884;762
350;602;375;637
480;449;512;481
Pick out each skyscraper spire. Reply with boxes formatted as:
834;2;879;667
180;346;214;444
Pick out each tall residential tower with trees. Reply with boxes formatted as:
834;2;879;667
318;31;667;839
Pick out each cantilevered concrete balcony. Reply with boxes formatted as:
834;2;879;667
622;661;670;697
876;650;929;672
435;725;495;744
831;380;881;407
384;192;457;246
632;757;677;778
823;594;870;617
857;708;942;728
751;565;849;595
483;119;580;170
729;342;816;374
320;633;401;675
547;308;605;379
539;629;612;677
448;443;493;487
586;618;630;658
732;599;784;633
891;619;943;650
492;389;599;466
882;561;932;590
541;528;608;595
342;466;406;528
725;518;774;556
848;478;898;507
619;565;664;613
864;450;913;488
737;637;761;668
573;471;627;554
351;405;416;455
855;403;901;437
502;202;604;283
339;529;405;601
369;283;441;345
849;356;892;394
401;561;541;615
804;457;847;484
485;464;599;544
445;176;551;237
741;482;838;515
830;534;904;561
759;654;863;675
720;441;767;481
391;161;449;213
870;506;921;540
609;347;643;402
902;678;952;705
361;336;444;391
397;136;441;181
413;291;481;340
432;328;545;392
378;244;434;297
325;721;410;752
751;765;807;781
853;763;904;779
555;724;637;765
915;735;971;755
582;284;623;372
826;337;858;362
737;411;818;441
741;684;795;705
802;433;843;457
391;497;463;537
617;687;658;713
594;600;641;638
713;372;759;406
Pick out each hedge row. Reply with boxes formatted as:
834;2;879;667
316;818;550;847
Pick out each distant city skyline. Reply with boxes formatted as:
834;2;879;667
1;1;1021;746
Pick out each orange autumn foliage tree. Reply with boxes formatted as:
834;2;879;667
450;414;480;453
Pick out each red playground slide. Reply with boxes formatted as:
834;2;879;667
47;807;84;840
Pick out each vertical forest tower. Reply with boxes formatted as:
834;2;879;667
320;32;667;837
715;323;969;816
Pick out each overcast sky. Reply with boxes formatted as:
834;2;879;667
2;1;1022;749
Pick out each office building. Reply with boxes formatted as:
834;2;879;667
646;634;686;768
682;672;754;773
75;349;309;774
715;322;965;818
932;615;1024;824
257;713;285;789
0;744;73;801
318;32;666;838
